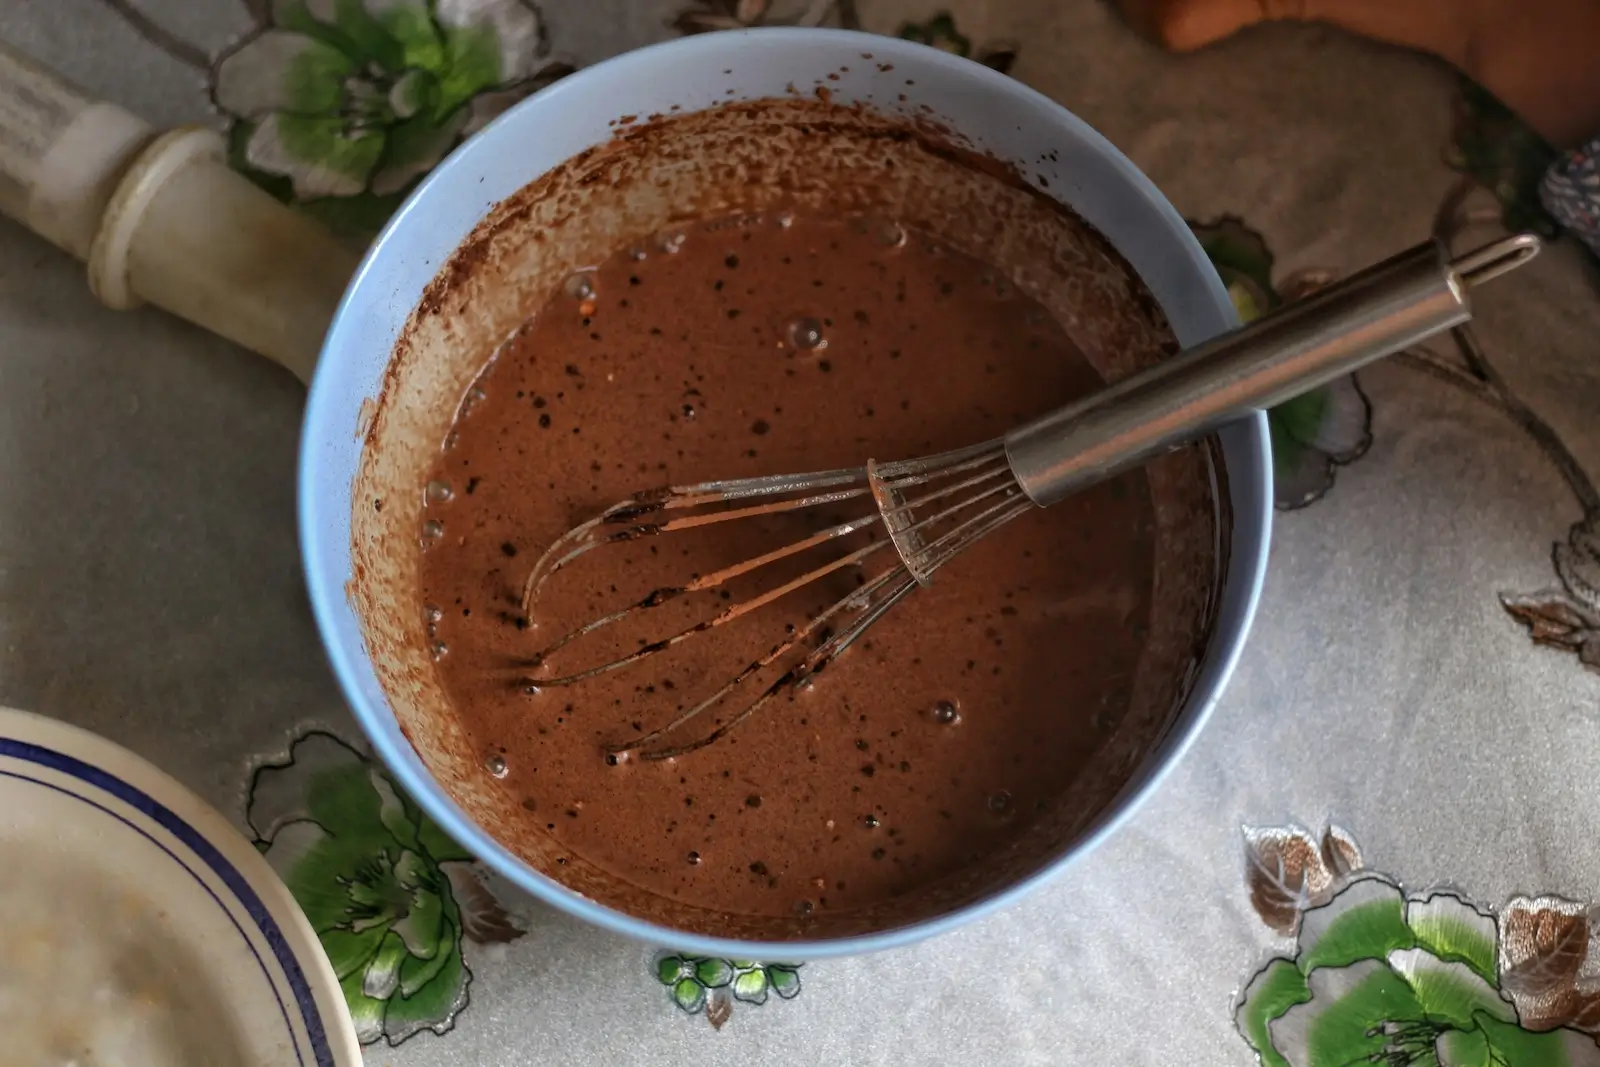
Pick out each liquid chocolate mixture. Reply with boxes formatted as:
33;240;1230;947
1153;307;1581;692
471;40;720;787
418;211;1157;919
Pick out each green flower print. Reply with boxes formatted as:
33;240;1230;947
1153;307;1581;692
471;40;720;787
898;12;1017;73
1191;217;1373;510
213;0;571;232
899;12;973;56
1238;825;1600;1067
248;731;525;1045
656;954;801;1029
1446;77;1561;240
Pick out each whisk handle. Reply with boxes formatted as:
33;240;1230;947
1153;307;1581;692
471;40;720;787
1004;234;1540;508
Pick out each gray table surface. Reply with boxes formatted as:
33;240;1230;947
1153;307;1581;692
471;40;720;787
3;0;1599;1063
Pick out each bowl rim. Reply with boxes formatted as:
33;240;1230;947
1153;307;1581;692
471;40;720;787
301;25;1272;960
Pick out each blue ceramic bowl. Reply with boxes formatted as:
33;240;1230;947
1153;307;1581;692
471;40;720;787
300;27;1270;960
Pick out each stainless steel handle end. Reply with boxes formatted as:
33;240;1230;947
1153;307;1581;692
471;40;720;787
1005;233;1540;508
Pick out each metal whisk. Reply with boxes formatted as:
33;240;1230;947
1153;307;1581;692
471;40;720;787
517;234;1540;760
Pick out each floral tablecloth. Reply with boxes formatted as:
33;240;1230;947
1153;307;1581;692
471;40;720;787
2;1;1598;1064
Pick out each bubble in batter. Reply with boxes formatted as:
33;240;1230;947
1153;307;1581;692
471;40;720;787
877;220;907;248
485;754;508;778
929;699;961;725
564;271;597;301
424;604;443;624
988;791;1014;817
786;316;827;351
431;640;449;661
425;479;454;505
656;230;687;254
420;519;444;545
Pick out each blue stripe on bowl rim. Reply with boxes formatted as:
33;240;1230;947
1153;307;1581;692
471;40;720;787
0;737;335;1067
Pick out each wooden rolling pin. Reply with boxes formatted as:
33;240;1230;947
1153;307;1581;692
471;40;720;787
0;41;359;383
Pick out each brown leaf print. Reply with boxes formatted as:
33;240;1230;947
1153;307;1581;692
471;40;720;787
444;865;527;944
1501;592;1600;665
706;988;734;1030
1503;514;1600;670
672;0;771;33
1499;436;1600;668
1501;899;1586;995
1497;895;1600;1032
1243;825;1363;936
1277;268;1338;302
1503;593;1594;642
1319;825;1363;882
1244;828;1314;934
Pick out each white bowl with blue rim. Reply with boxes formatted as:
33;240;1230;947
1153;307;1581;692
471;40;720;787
301;27;1271;959
0;705;362;1064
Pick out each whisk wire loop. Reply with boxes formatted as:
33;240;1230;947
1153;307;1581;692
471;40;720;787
515;440;1026;759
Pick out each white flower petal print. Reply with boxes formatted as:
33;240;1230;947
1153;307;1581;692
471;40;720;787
1387;947;1516;1026
215;30;348;118
387;68;432;119
1297;875;1405;965
1434;1027;1491;1067
388;850;445;957
368;766;423;850
364;0;448;70
1268;959;1390;1067
360;933;407;1000
247;732;364;842
345;989;385;1044
245;113;377;199
256;819;329;879
435;0;544;84
1406;892;1500;981
1299;375;1372;462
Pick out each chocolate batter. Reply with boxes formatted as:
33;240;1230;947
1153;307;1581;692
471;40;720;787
418;211;1156;919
